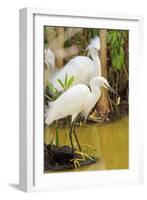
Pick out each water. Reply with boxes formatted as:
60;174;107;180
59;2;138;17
44;116;128;172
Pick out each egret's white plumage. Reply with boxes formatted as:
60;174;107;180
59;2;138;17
86;36;100;54
49;36;101;91
45;76;109;125
44;48;56;77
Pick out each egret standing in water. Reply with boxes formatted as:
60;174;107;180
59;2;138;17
49;36;101;91
45;76;118;168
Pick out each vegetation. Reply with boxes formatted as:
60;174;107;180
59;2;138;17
45;73;75;102
57;73;74;92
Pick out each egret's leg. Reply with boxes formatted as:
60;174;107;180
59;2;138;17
73;120;82;152
69;122;74;156
69;121;82;168
69;119;93;168
73;118;93;162
73;129;81;151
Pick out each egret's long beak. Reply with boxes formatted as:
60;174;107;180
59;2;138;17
108;86;119;96
105;84;119;97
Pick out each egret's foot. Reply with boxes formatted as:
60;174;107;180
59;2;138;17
89;115;104;122
89;110;103;122
75;151;93;161
70;158;82;168
70;152;95;168
89;110;109;122
90;110;97;118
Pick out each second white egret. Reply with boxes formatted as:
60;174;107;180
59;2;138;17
49;36;101;91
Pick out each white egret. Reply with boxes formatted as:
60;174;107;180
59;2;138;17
49;36;101;91
44;48;56;78
45;76;118;168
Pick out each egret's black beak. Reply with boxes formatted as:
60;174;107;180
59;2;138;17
105;84;119;97
108;86;119;96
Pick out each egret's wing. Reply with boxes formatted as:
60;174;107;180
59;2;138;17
48;84;90;121
50;56;94;90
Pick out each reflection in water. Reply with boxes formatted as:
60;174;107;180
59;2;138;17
44;116;128;172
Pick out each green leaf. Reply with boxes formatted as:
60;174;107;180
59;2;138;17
119;47;125;66
55;88;58;93
47;81;55;94
64;73;68;86
116;55;121;70
57;79;65;89
112;55;117;69
116;55;123;71
66;76;74;88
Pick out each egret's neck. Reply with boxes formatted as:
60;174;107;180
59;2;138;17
90;83;101;98
89;51;101;76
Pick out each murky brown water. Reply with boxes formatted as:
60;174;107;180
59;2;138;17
44;116;128;172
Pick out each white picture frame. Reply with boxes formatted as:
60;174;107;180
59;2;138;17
19;7;144;192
